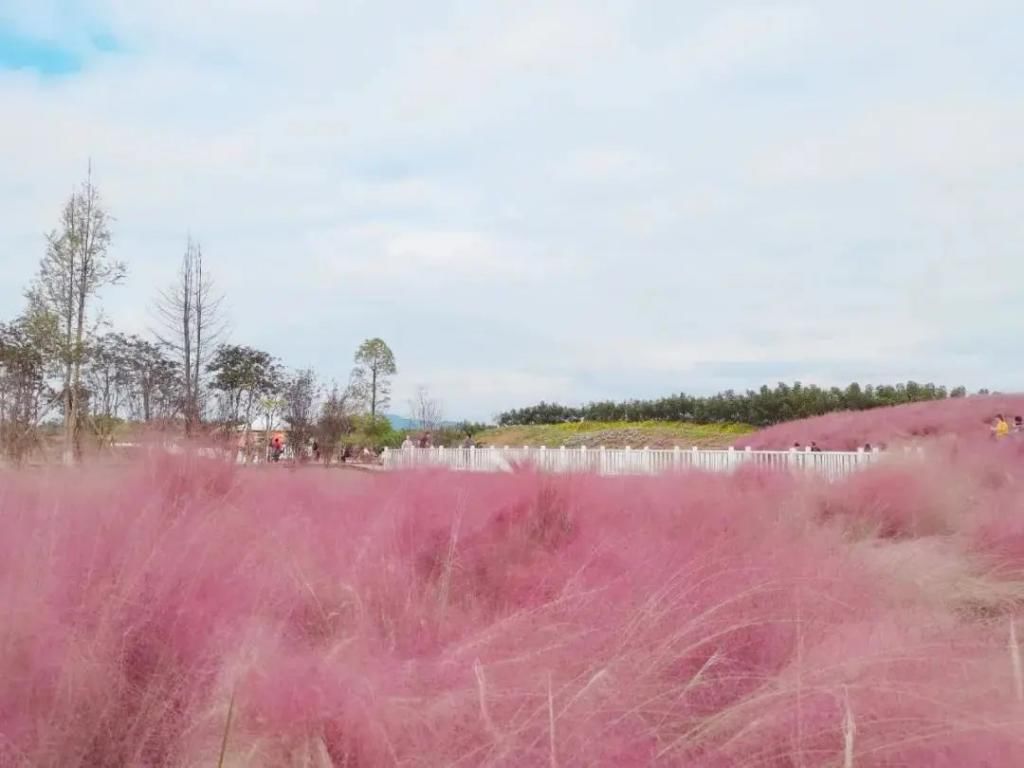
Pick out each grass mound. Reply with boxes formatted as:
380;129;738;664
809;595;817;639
738;394;1024;451
474;421;753;449
2;447;1024;765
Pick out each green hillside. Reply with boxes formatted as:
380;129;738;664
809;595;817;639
472;420;753;449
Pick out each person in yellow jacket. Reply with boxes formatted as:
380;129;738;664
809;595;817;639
993;414;1010;439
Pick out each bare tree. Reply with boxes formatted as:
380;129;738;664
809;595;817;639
83;332;133;421
28;167;123;463
409;385;443;433
316;382;358;464
283;368;319;461
154;237;225;435
124;336;180;423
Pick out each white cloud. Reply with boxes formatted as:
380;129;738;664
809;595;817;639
306;225;568;286
758;101;1024;184
1;1;1023;419
562;147;661;184
393;368;577;422
670;4;818;78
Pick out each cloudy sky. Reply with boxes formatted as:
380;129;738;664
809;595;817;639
1;1;1021;420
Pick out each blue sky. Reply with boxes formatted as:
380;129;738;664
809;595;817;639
1;1;1022;421
0;28;80;73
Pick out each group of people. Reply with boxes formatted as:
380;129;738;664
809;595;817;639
402;434;430;449
401;432;477;450
990;414;1024;440
792;441;823;452
260;435;385;465
793;441;887;453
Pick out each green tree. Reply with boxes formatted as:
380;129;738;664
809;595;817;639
352;337;397;420
0;309;58;463
207;344;281;461
28;168;123;463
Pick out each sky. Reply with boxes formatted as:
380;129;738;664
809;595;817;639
0;1;1021;421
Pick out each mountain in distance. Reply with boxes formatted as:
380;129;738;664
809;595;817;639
386;414;462;431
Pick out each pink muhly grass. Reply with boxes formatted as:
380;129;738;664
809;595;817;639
2;448;1024;765
738;393;1024;451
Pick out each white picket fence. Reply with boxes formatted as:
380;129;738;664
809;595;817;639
381;445;882;480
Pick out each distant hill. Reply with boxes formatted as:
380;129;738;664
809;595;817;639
385;414;462;431
735;394;1024;451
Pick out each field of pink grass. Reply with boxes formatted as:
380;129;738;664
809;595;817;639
737;393;1024;451
3;432;1024;765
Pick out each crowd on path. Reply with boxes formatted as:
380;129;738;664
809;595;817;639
249;418;1024;466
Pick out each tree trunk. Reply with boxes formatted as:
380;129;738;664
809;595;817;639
242;394;255;464
192;245;203;433
371;368;378;420
62;380;74;465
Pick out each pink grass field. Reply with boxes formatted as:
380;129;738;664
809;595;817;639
736;394;1024;451
3;420;1024;764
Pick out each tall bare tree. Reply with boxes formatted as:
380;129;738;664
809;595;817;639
28;167;123;463
154;237;224;435
409;385;443;433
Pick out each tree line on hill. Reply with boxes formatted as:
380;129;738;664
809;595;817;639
497;381;978;428
0;169;433;464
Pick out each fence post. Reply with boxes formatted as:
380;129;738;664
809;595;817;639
727;445;736;470
581;444;588;473
539;444;547;471
469;444;476;471
673;445;681;472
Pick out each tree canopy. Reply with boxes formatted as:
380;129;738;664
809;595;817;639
497;381;968;428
